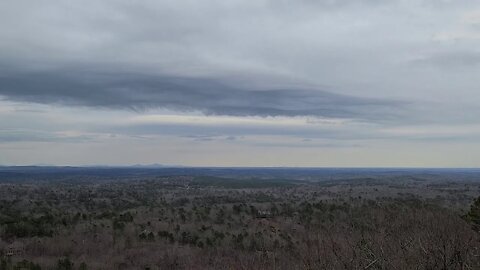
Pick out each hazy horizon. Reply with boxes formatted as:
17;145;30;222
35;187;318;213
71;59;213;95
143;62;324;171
2;164;480;170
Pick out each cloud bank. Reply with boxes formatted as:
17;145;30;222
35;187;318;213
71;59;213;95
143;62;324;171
0;68;403;121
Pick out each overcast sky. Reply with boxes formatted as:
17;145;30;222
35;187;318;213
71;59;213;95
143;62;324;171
1;0;480;167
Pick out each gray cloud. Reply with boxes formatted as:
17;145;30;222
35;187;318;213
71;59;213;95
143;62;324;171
413;51;480;68
0;68;403;121
182;135;240;142
249;141;364;148
0;129;92;143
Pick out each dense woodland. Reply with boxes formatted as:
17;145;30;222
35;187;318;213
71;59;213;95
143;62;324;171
0;168;480;269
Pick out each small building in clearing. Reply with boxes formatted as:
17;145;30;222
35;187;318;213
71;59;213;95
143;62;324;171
5;241;25;257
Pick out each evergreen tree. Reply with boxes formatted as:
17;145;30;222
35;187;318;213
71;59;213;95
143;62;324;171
466;196;480;231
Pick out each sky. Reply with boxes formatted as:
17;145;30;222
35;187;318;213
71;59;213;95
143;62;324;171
1;0;480;167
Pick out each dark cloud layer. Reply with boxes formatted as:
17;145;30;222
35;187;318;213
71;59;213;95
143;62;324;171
0;69;402;121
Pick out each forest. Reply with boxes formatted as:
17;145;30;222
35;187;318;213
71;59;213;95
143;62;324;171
0;167;479;269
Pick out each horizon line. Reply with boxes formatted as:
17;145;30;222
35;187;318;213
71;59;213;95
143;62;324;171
1;165;480;170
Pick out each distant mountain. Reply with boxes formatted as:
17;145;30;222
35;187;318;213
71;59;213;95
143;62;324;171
130;163;167;168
